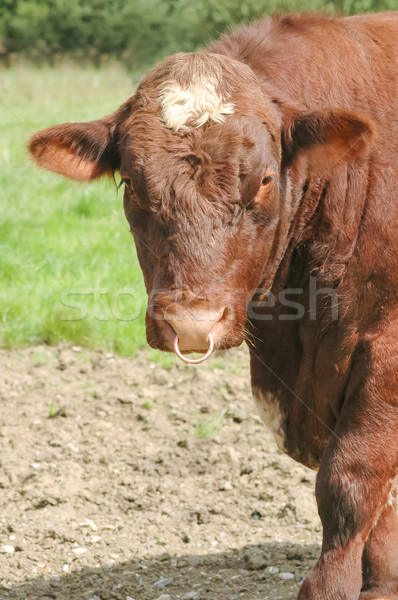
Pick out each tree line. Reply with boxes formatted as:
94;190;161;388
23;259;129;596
0;0;396;68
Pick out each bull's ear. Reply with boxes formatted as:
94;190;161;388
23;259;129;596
282;109;376;172
28;103;130;182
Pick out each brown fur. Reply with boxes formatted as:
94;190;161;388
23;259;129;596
29;12;398;600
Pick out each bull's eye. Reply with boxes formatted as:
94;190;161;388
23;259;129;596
261;174;274;186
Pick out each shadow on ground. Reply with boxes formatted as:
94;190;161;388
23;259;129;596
1;541;320;600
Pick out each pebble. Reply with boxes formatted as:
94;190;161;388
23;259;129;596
158;553;171;562
265;566;279;574
79;519;98;531
181;592;200;600
243;549;268;570
218;480;232;491
153;577;173;587
72;547;87;555
90;536;101;543
0;546;14;554
279;572;295;580
155;595;172;600
118;396;133;405
126;597;135;600
251;510;262;520
151;371;169;386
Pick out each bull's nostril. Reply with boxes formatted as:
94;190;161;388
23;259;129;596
173;333;214;364
163;305;226;352
221;305;233;323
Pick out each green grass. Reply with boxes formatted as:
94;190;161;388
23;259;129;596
48;402;57;418
193;409;228;439
0;63;150;355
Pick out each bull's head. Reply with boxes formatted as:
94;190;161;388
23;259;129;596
29;53;374;363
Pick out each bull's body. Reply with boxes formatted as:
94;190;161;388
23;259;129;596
29;12;398;600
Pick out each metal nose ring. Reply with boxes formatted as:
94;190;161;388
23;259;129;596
173;333;214;364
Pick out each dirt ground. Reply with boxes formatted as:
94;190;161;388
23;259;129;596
0;344;321;600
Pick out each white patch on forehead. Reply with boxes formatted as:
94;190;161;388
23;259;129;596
252;387;287;454
158;76;234;132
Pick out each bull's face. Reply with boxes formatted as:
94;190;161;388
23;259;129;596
123;114;280;355
29;53;374;362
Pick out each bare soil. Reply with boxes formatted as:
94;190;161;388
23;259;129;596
0;344;321;600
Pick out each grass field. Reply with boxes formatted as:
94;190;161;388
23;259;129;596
0;63;155;356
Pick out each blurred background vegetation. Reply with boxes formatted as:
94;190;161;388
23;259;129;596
1;0;397;69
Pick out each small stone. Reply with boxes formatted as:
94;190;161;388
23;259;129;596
151;371;169;386
0;582;12;590
218;480;232;491
0;545;14;554
265;566;279;575
135;574;143;585
126;597;135;600
117;396;133;405
62;564;69;573
243;549;268;570
158;552;170;562
79;519;98;531
50;575;61;582
153;577;173;587
253;509;264;520
181;592;200;600
72;547;87;555
279;572;295;580
90;536;101;543
155;596;172;600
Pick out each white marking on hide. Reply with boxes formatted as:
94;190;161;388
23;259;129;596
387;481;398;514
252;387;287;454
158;76;234;132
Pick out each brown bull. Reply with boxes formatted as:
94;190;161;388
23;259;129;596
29;12;398;600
